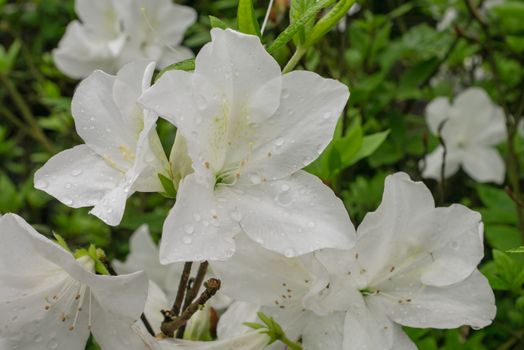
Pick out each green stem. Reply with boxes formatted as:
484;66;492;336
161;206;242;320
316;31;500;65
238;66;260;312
282;47;307;74
281;336;303;350
0;74;55;153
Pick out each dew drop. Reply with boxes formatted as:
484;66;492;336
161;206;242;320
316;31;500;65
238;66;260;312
63;198;73;206
182;236;192;245
250;174;262;185
281;184;290;192
184;224;194;234
65;183;72;189
284;248;295;258
225;248;235;257
307;221;316;228
275;138;284;147
322;112;332;120
71;169;82;177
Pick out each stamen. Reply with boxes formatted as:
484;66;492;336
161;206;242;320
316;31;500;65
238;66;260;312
140;7;179;54
88;289;92;330
70;285;87;331
261;0;275;35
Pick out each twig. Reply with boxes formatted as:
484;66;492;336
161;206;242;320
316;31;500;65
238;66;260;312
177;261;209;338
0;74;55;153
172;262;193;317
161;278;221;337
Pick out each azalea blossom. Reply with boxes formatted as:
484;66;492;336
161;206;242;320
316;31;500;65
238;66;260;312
421;87;506;184
213;173;496;350
35;61;170;226
53;0;196;79
0;214;150;350
139;28;356;263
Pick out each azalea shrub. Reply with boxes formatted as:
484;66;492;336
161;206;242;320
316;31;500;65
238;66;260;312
1;0;524;349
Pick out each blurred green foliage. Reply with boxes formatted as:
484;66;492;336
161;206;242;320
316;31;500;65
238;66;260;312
1;0;524;349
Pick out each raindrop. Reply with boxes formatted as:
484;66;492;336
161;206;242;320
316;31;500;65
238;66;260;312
307;221;316;228
182;236;192;245
63;198;73;206
284;248;295;258
322;112;332;120
275;138;284;147
71;169;82;177
193;213;201;222
282;89;290;99
225;248;235;257
184;224;194;234
35;335;43;343
250;174;262;185
281;184;290;192
47;339;58;349
65;183;72;189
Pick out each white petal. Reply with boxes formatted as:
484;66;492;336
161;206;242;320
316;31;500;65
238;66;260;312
241;71;350;181
415;204;484;286
158;46;195;68
112;60;156;135
71;69;137;170
159;173;239;263
421;145;462;181
89;178;132;226
321;173;434;282
373;270;496;329
425;97;451;135
157;330;271;350
53;22;117;79
217;301;260;339
342;303;398;350
75;0;120;37
462;147;505;184
143;281;169;335
301;312;345;350
113;225;174;291
221;171;355;257
195;29;282;124
211;233;318;308
35;145;123;209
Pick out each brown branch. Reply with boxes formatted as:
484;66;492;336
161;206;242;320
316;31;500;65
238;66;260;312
172;262;193;316
161;278;221;338
177;261;209;338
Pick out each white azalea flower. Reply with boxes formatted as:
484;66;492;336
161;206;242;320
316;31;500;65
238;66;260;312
153;330;271;350
0;214;150;350
35;61;170;226
139;28;356;263
421;87;506;184
213;173;497;350
113;0;197;69
53;0;196;79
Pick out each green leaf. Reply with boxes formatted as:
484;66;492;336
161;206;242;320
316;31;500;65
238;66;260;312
209;16;229;30
347;130;390;166
485;224;524;252
397;57;439;99
158;173;177;199
267;0;336;55
243;322;265;330
303;0;356;48
237;0;261;36
53;233;71;253
155;59;195;81
290;0;317;45
508;246;524;253
0;39;21;74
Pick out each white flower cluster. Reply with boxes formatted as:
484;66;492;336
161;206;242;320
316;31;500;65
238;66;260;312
0;4;498;350
53;0;196;79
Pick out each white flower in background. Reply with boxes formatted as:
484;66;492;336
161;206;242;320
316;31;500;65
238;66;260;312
35;61;170;226
113;0;197;69
53;0;196;79
437;8;458;31
0;214;150;350
213;173;496;350
53;0;125;79
114;225;182;296
421;87;506;184
140;28;356;263
154;331;272;350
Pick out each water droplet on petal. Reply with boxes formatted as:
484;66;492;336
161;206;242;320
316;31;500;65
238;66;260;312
284;248;295;258
250;174;262;184
308;221;316;228
193;213;201;222
184;224;194;234
322;112;332;120
182;236;192;245
71;169;82;177
63;198;73;206
275;138;284;147
65;183;72;189
281;184;290;192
